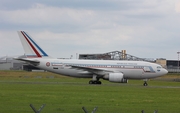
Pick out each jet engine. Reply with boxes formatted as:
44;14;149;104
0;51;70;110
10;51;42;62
103;73;128;83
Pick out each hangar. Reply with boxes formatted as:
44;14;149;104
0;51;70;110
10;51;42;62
0;55;38;71
79;50;154;62
0;55;23;70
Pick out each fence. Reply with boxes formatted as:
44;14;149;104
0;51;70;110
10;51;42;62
30;104;159;113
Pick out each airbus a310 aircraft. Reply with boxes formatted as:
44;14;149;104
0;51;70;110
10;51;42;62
16;31;168;86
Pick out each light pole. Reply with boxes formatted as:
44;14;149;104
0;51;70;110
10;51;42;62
177;52;180;70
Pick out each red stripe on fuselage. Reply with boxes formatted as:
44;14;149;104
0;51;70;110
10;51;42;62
21;31;41;57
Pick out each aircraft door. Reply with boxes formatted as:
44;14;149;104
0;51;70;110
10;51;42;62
143;67;150;72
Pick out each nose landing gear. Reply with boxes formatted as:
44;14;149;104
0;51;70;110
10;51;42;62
143;82;148;86
143;79;148;86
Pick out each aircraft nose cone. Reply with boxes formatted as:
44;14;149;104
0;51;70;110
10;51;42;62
163;69;168;75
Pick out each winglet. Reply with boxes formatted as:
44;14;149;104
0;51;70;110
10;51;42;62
17;31;50;58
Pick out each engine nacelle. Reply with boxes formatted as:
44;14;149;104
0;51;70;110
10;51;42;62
103;73;128;83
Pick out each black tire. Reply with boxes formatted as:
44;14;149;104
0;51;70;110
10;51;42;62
98;81;102;84
143;82;148;86
89;80;93;84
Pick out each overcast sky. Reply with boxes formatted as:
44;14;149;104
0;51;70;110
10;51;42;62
0;0;180;60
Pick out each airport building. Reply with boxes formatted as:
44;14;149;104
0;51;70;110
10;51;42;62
0;50;180;72
79;50;154;62
0;55;38;71
0;56;23;70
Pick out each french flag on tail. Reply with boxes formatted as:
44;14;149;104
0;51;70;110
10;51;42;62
17;31;49;58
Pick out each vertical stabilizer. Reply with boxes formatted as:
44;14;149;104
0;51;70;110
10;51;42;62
17;31;49;58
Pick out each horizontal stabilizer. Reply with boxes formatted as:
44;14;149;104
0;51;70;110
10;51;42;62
14;58;40;66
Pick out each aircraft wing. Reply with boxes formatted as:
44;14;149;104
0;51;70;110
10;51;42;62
14;58;40;66
70;65;113;76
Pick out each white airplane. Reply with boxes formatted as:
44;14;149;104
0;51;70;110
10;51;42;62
16;31;168;86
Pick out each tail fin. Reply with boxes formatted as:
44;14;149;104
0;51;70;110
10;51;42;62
17;31;50;58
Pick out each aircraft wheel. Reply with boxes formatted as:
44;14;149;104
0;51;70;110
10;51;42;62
89;80;93;84
89;80;102;84
94;81;101;84
143;82;148;86
97;81;102;84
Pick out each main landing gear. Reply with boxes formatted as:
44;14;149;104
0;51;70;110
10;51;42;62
89;74;102;84
89;80;102;84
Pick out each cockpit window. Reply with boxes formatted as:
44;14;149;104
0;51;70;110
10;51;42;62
157;66;162;72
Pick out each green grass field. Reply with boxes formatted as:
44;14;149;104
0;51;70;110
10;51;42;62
0;71;180;113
